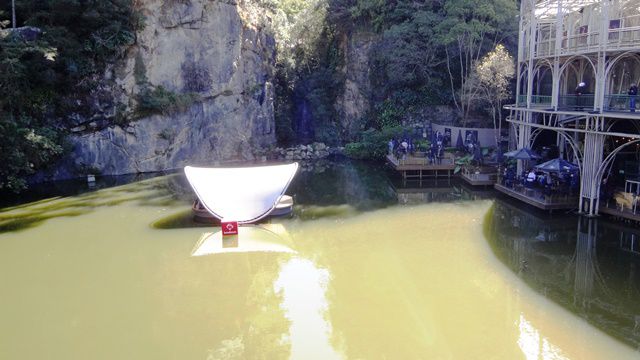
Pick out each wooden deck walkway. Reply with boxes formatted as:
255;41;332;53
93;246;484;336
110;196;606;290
386;154;455;179
599;204;640;222
494;183;578;211
460;167;497;186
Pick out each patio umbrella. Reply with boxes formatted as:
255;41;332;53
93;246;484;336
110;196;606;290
456;130;464;150
503;148;541;160
534;158;579;172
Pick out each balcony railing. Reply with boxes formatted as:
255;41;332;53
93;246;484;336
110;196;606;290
558;95;595;111
533;15;640;57
607;27;640;49
604;94;640;113
516;95;553;107
531;95;552;106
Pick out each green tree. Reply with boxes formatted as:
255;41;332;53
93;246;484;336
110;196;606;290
475;44;515;144
0;0;138;191
437;0;518;124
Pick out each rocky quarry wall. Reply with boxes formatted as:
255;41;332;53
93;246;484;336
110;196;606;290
335;31;378;141
45;0;277;180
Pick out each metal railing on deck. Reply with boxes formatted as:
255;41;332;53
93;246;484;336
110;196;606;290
558;95;595;111
516;95;553;107
604;94;640;113
531;95;552;106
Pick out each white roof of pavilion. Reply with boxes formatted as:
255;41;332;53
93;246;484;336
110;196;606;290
184;163;299;224
530;0;600;20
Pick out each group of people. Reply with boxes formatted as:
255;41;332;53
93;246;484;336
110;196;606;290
502;166;580;196
388;132;446;164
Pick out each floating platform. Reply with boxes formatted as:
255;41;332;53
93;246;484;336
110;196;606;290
494;183;578;211
460;167;497;186
386;154;455;179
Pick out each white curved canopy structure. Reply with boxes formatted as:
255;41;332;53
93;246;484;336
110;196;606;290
184;163;298;224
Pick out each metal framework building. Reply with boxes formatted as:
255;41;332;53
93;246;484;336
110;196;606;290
507;0;640;215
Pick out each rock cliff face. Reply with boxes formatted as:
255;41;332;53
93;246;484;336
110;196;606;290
49;0;277;179
335;31;378;140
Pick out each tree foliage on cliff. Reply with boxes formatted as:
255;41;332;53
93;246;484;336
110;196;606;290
320;0;518;159
273;0;345;145
438;0;518;124
0;0;139;191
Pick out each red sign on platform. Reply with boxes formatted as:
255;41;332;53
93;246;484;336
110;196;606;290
221;221;239;236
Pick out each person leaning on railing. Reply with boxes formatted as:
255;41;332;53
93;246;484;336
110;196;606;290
629;84;638;112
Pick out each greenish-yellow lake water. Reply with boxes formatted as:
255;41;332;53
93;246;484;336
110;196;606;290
1;165;639;359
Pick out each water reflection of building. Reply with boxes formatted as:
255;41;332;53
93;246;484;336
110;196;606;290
488;199;640;347
574;218;597;309
392;178;494;205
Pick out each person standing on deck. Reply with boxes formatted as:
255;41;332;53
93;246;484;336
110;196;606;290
575;82;587;111
629;84;638;112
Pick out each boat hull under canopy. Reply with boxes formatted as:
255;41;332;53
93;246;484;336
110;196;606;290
184;163;298;224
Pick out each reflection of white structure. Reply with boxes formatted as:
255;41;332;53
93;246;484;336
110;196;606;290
508;0;640;215
573;218;597;307
184;163;298;223
191;224;295;256
274;259;342;360
517;315;567;360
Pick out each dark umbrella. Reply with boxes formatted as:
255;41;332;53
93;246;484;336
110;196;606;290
503;148;541;160
456;130;464;150
534;158;579;172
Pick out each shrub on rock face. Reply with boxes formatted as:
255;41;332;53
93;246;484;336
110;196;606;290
135;86;200;118
344;125;406;160
181;57;212;93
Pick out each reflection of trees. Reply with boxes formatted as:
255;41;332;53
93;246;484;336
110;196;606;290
288;159;397;210
156;253;292;360
0;175;191;233
486;200;640;348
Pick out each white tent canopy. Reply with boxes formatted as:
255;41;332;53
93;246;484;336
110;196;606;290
184;163;299;224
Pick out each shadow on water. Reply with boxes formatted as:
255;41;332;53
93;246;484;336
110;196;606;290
150;210;212;230
0;172;170;209
484;198;640;349
0;174;194;234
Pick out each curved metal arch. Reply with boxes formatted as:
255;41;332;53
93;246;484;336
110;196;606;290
511;122;520;146
533;58;553;73
555;130;584;174
529;128;544;145
604;52;640;94
535;67;553;82
559;55;598;78
606;118;640;133
595;140;640;186
527;126;584;174
605;51;640;75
